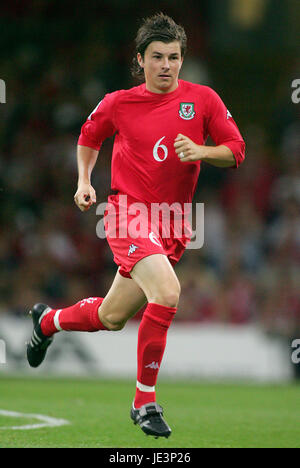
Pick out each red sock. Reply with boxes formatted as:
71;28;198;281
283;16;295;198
134;303;176;409
40;297;107;336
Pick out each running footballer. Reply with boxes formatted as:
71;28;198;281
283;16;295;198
27;13;245;439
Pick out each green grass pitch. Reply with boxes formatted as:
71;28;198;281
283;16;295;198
0;376;299;448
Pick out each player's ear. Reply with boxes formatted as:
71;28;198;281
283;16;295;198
137;53;144;69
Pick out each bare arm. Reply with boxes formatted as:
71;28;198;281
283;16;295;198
197;144;235;167
74;145;99;211
174;134;236;168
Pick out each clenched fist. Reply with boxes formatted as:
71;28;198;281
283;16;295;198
74;182;96;211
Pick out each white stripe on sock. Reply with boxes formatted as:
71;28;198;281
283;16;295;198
53;309;63;331
136;381;155;393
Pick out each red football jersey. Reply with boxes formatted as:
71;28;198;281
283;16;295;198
78;79;245;205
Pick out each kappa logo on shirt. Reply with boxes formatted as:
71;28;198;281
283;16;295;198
128;244;138;256
179;102;195;120
227;109;232;119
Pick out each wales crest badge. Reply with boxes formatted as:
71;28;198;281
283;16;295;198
179;102;195;120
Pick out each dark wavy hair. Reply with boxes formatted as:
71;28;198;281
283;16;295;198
131;13;187;82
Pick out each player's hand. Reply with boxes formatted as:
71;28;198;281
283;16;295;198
174;134;207;162
74;183;97;212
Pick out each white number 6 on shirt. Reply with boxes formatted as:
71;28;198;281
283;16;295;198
153;136;168;162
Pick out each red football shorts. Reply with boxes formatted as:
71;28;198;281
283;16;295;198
104;193;191;278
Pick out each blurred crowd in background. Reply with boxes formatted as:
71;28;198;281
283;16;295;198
0;0;299;338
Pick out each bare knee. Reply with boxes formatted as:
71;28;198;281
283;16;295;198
150;281;181;308
98;307;127;331
152;292;180;308
105;319;126;331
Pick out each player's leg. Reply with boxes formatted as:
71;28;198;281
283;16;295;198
131;254;180;405
131;253;181;306
97;270;147;330
129;253;180;438
41;270;146;334
27;270;146;368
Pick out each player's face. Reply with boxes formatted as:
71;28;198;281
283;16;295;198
137;41;183;94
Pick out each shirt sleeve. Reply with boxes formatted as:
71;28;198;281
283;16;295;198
78;92;118;150
204;87;245;168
